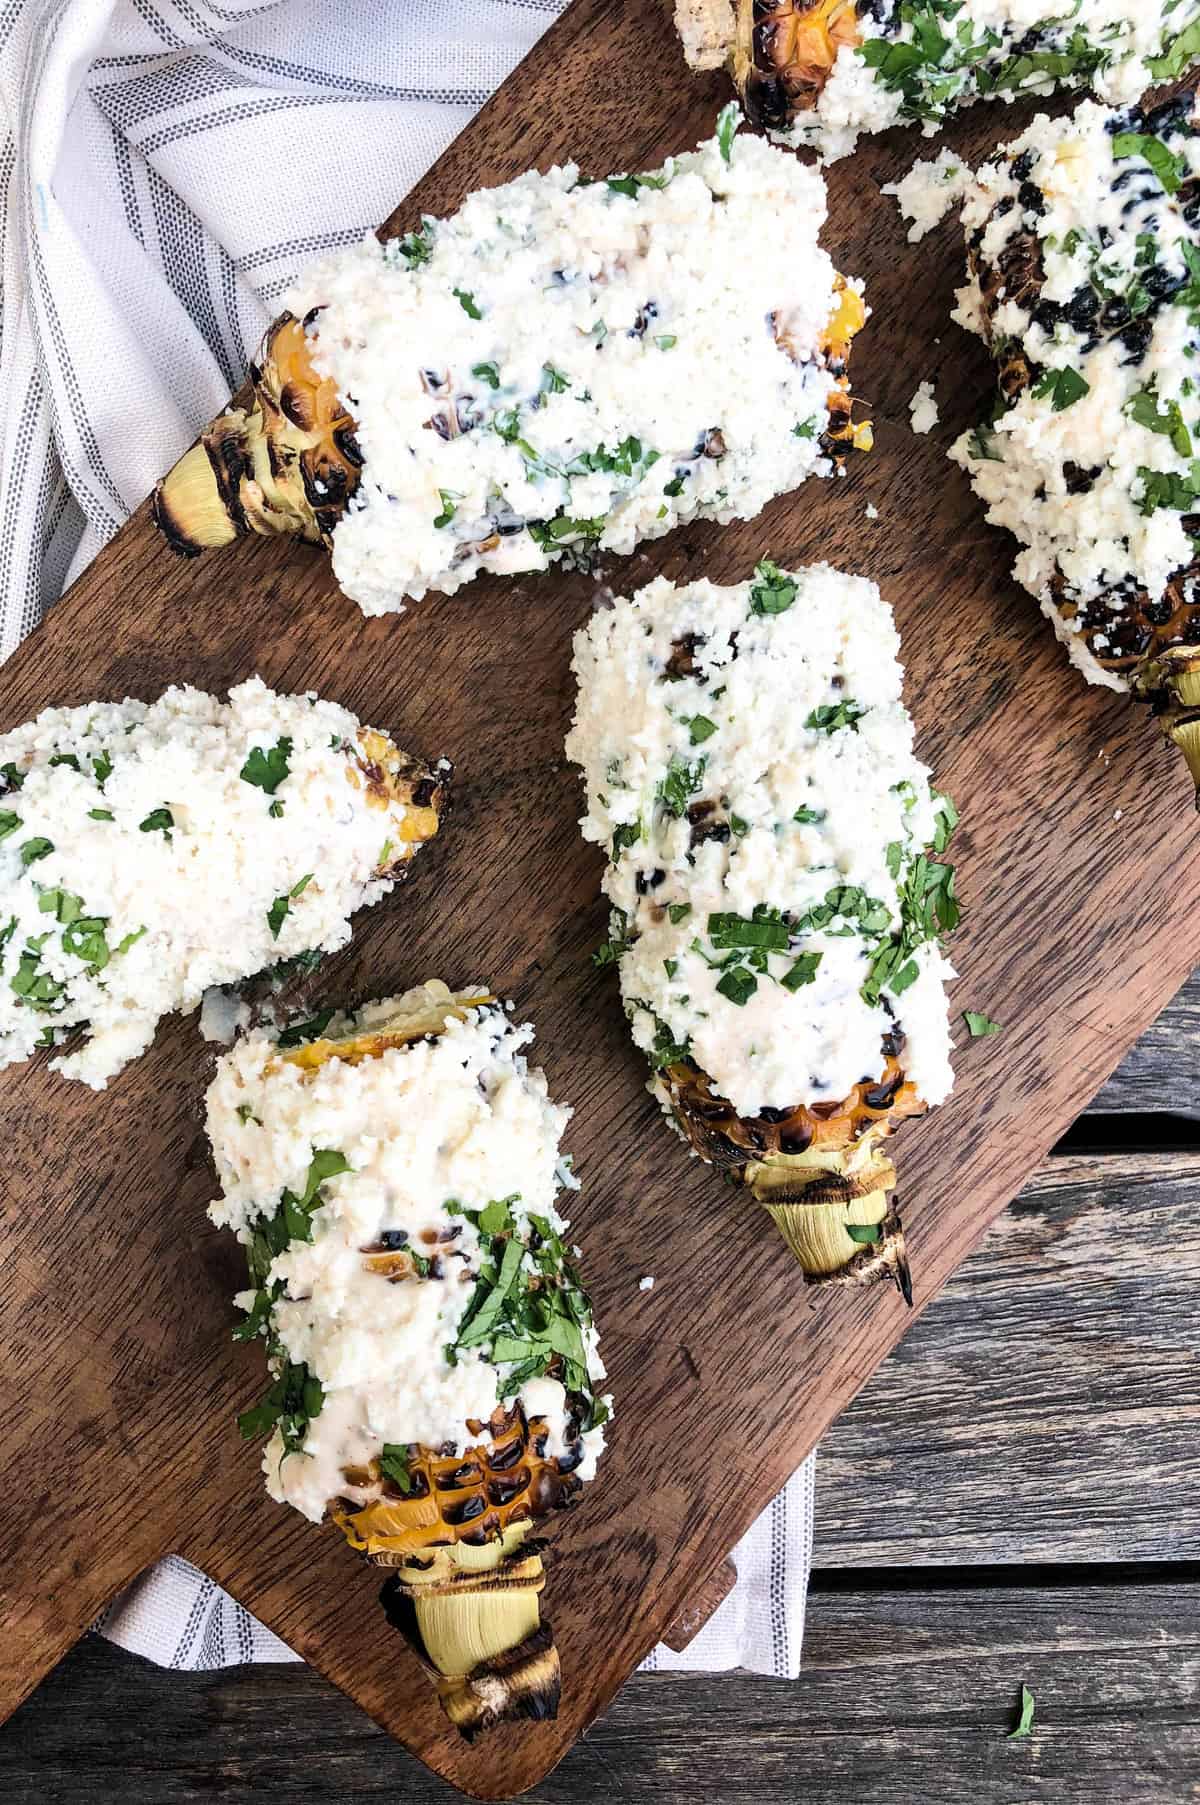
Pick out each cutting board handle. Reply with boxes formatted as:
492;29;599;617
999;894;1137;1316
661;1558;737;1652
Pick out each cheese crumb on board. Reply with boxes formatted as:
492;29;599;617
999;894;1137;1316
909;381;939;435
206;983;610;1524
883;148;974;243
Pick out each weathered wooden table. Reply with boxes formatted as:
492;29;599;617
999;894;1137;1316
5;972;1198;1804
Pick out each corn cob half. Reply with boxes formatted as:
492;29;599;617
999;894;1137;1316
207;981;609;1738
0;678;445;1086
566;564;958;1298
155;116;869;615
950;93;1200;800
673;2;1200;162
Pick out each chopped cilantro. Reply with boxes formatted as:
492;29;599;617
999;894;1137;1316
715;965;757;1006
1031;365;1089;413
845;1222;882;1245
1128;385;1193;459
1112;130;1187;197
964;1010;1002;1038
379;1444;413;1493
716;101;740;164
657;754;705;817
240;737;292;796
1008;1684;1035;1741
748;558;797;616
453;287;482;319
781;951;823;991
806;700;865;734
138;807;174;838
394;225;433;267
276;1009;335;1048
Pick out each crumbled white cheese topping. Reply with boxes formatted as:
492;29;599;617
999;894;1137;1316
778;5;1200;162
638;1275;655;1292
207;983;609;1524
0;678;434;1087
286;122;858;614
865;502;880;519
950;96;1200;691
567;565;956;1120
884;148;974;243
909;380;940;435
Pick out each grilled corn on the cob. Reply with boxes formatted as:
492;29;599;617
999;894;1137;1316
0;679;445;1086
155;117;869;615
566;564;957;1296
207;981;608;1738
675;2;1200;162
950;93;1200;797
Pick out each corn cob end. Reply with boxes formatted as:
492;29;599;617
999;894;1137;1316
1130;645;1200;809
375;1530;561;1739
747;1136;912;1305
153;436;243;556
154;312;361;560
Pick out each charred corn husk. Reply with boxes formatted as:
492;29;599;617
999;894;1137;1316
951;94;1200;801
674;2;1200;161
567;564;958;1299
0;679;445;1087
155;116;869;615
207;981;609;1738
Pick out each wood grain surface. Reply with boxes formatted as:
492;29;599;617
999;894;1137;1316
3;0;1200;1797
1093;971;1200;1115
817;1147;1200;1569
10;1577;1200;1804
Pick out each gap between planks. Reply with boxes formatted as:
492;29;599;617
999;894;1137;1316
6;1586;1200;1805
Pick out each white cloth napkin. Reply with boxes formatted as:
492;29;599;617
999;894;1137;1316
5;0;816;1679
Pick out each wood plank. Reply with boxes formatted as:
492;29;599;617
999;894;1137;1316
1091;972;1200;1116
6;1;1200;1795
816;1149;1200;1569
8;1584;1200;1804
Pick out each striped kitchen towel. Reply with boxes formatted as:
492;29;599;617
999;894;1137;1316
4;0;815;1678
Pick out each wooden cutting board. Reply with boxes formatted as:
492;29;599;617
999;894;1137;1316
2;1;1198;1796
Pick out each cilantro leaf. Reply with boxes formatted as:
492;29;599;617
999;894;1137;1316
1112;131;1186;198
1008;1684;1035;1740
240;737;292;796
845;1222;882;1245
806;700;865;734
749;558;797;616
1031;365;1089;413
379;1444;414;1492
716;965;757;1006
